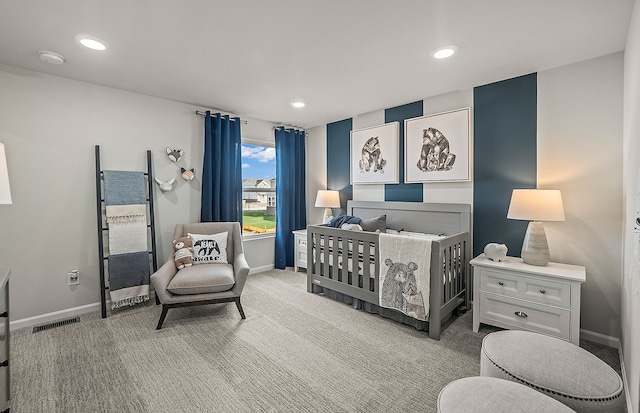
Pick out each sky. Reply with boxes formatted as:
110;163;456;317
242;143;276;180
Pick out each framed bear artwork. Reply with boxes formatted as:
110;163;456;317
350;122;399;184
404;107;471;183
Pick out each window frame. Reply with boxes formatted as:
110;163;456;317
241;139;276;239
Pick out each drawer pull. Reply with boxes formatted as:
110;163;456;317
498;281;504;286
539;289;546;294
0;360;7;367
514;311;528;318
0;312;6;318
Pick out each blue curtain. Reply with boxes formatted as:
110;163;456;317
275;127;306;269
201;111;243;223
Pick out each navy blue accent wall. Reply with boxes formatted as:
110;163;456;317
384;101;424;202
326;118;353;214
473;73;537;257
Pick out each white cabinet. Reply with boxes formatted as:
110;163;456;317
292;229;307;272
471;255;585;345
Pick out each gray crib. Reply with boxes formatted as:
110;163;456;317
306;201;471;340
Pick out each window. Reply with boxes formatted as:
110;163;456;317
241;142;276;236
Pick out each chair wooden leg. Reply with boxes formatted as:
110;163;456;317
155;294;160;305
235;297;246;319
156;305;169;330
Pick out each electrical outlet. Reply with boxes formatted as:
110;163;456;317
68;270;80;286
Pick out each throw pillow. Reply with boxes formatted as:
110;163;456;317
360;215;386;233
188;231;228;264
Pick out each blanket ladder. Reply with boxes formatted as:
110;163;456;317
94;145;158;318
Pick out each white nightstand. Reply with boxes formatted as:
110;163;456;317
292;229;307;272
470;254;586;345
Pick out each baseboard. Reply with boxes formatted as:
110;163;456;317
10;291;158;331
249;264;274;274
580;328;620;348
618;341;634;413
10;301;103;331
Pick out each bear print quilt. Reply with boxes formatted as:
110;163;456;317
379;233;433;321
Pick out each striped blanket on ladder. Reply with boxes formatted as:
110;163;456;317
104;170;150;309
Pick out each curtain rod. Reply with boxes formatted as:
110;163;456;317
273;124;306;131
195;110;247;124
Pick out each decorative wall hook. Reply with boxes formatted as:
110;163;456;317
154;177;176;192
181;167;195;181
166;147;183;162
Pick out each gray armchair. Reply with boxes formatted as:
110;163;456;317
150;222;250;329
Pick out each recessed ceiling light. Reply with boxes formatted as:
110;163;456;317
291;101;305;108
432;45;458;59
38;50;65;64
75;34;108;51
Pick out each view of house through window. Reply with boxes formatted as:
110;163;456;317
242;142;276;236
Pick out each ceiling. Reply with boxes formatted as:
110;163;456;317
0;0;634;128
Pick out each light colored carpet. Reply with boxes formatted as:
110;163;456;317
10;269;620;413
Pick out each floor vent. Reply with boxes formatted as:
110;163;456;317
32;317;80;333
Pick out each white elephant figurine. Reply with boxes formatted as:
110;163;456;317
484;243;508;262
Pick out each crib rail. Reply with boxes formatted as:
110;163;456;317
306;225;469;341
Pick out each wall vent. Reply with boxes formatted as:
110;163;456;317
32;317;80;333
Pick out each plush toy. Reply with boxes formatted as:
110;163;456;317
181;167;195;181
484;243;508;262
173;236;194;269
155;177;176;192
166;147;184;162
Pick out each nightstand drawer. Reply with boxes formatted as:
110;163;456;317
478;292;571;341
480;269;571;308
297;237;307;248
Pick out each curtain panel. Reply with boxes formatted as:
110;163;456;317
275;127;306;269
201;111;243;223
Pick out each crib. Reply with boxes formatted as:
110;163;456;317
306;201;471;340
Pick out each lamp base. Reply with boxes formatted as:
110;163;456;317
521;221;550;266
322;208;333;224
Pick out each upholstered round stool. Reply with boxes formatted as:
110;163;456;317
437;376;575;412
480;330;624;413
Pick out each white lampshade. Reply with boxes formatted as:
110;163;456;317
0;143;12;205
507;189;564;266
315;190;340;208
315;190;340;224
507;189;565;222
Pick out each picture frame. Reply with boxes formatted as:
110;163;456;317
350;122;399;184
404;107;471;183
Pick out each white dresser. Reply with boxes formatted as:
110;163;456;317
471;255;585;345
292;229;307;272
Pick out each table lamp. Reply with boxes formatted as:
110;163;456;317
0;143;11;205
315;190;340;224
507;189;564;266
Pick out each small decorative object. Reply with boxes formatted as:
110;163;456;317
181;167;195;181
404;107;471;183
350;122;399;184
315;190;341;224
484;243;508;262
166;147;183;162
172;237;193;269
507;189;565;266
154;177;176;192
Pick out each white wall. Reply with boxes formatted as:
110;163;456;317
0;64;274;323
306;125;327;225
538;53;624;341
422;90;474;205
622;0;640;410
